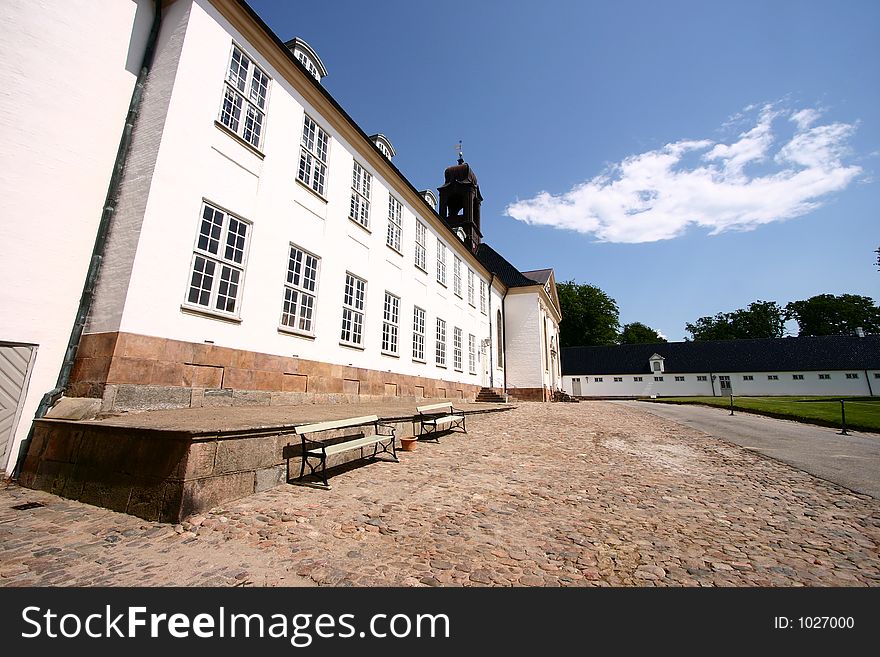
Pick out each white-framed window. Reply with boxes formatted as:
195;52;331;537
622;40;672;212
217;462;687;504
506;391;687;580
792;374;804;380
496;310;504;368
873;373;880;379
468;334;477;374
340;273;366;347
742;375;753;381
453;257;462;297
381;292;400;355
467;269;475;306
480;280;487;314
413;306;426;362
654;376;664;381
613;377;623;382
297;114;329;196
219;45;270;149
387;196;402;252
415;222;427;271
280;244;319;335
633;376;643;382
768;375;779;380
696;375;707;381
594;377;603;383
349;161;371;228
186;201;250;317
294;51;320;80
674;376;685;382
453;327;463;371
436;238;447;285
435;318;446;366
846;373;859;379
819;373;831;380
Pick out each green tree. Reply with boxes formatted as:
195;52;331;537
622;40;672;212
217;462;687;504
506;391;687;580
685;300;786;341
785;294;880;336
556;281;620;347
619;322;666;344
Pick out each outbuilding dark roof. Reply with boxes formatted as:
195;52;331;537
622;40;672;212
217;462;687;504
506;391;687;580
475;243;539;288
561;335;880;375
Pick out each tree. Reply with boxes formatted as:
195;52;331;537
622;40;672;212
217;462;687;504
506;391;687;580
685;300;786;341
785;294;880;336
619;322;666;344
556;280;620;347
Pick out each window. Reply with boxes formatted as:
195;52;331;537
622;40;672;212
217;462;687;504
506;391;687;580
467;269;475;306
594;377;603;383
297;115;329;196
819;373;831;380
496;310;503;368
846;373;859;379
480;281;487;314
742;375;753;381
652;362;661;372
468;334;477;374
186;202;250;316
435;318;446;366
613;377;623;382
381;292;400;355
412;306;426;362
453;257;462;297
436;238;446;285
349;162;371;228
453;327;463;370
768;375;779;380
219;45;269;149
696;375;707;381
675;376;685;382
294;51;320;81
415;222;427;271
340;273;366;346
387;196;402;252
792;374;804;380
654;376;664;381
633;376;643;382
874;373;880;379
280;244;319;335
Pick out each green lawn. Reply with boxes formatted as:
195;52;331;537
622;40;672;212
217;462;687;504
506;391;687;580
648;396;880;432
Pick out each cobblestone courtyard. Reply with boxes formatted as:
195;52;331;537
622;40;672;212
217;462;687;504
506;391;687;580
2;402;879;586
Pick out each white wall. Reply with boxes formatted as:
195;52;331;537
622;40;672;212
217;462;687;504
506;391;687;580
95;0;503;390
0;0;155;473
504;293;543;389
563;370;879;397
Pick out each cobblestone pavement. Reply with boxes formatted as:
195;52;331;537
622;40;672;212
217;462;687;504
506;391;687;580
3;402;879;586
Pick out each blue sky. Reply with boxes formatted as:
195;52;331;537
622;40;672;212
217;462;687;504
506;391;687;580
249;0;879;341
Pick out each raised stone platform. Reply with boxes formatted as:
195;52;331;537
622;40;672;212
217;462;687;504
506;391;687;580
17;400;511;523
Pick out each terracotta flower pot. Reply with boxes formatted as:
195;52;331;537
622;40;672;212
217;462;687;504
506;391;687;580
399;437;417;451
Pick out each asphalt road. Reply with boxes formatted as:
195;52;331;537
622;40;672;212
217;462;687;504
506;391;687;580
622;400;880;499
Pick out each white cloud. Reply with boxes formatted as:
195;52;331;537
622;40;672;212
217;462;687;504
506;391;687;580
505;103;862;243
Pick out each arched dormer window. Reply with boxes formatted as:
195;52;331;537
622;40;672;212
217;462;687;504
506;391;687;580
284;38;328;82
496;309;504;368
420;189;437;210
369;134;396;160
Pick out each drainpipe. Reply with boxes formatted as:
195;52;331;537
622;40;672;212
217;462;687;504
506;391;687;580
709;372;716;396
866;370;874;397
501;278;509;394
13;0;162;479
487;273;496;388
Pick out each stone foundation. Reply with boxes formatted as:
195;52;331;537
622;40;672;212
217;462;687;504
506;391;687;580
70;331;483;412
508;387;550;402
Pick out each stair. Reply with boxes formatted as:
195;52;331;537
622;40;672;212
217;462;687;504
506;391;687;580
475;387;506;403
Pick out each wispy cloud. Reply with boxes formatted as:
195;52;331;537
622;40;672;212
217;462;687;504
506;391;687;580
505;103;862;243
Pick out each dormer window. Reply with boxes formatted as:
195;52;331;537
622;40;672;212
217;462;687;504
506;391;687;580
369;134;396;160
284;38;328;83
421;189;437;210
454;227;466;243
649;353;665;374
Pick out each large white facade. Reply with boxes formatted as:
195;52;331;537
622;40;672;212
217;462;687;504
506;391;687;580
0;0;156;472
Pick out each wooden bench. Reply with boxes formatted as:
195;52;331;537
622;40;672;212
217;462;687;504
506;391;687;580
416;402;467;442
292;415;397;489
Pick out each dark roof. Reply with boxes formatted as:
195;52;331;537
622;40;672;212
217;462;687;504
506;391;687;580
521;269;552;285
475;243;539;288
561;335;880;375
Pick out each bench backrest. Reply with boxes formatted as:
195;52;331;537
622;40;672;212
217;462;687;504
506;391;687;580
295;415;379;435
417;402;454;413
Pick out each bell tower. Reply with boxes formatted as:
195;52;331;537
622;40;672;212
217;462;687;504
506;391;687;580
438;144;483;253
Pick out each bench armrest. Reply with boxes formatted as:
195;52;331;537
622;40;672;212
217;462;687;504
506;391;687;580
376;422;396;437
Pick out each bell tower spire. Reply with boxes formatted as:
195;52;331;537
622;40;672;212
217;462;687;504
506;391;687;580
438;143;483;253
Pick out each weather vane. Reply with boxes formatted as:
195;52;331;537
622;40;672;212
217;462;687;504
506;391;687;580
455;140;463;164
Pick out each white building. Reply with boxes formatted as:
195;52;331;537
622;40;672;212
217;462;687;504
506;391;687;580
562;336;880;398
1;0;561;475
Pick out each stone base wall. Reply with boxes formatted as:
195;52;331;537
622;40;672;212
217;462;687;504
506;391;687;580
69;332;483;413
19;416;425;523
508;387;549;402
